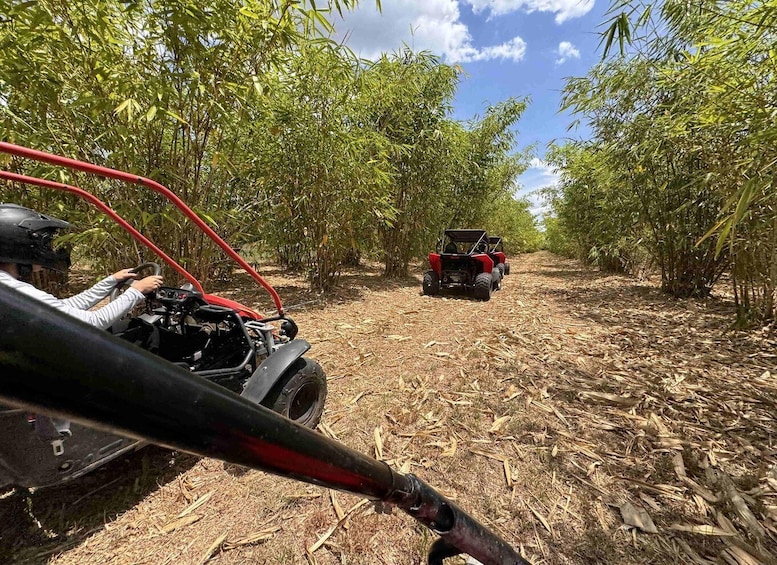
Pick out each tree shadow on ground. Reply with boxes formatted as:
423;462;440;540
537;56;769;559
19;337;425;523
0;446;198;564
531;254;743;340
534;268;617;282
208;262;422;314
423;287;495;302
529;254;743;331
493;262;774;562
542;278;742;337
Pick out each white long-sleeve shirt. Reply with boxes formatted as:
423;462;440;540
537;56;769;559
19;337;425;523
0;270;145;329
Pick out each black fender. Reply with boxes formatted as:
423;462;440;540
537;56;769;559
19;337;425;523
240;340;311;404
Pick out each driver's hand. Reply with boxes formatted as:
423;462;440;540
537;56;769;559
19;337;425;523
130;275;164;295
112;268;140;283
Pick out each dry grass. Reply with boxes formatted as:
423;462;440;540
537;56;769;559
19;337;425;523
2;251;777;564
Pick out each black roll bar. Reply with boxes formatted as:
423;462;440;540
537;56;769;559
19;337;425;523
0;285;527;565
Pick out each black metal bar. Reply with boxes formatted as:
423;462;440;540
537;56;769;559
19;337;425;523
429;538;467;565
0;285;526;565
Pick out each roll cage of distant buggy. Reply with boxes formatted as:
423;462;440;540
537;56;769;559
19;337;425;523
487;236;510;276
422;229;501;301
0;142;326;489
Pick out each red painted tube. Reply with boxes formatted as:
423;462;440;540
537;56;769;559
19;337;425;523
0;170;204;293
0;141;283;315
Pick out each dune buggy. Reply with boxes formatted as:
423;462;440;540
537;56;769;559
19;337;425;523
0;142;326;489
488;236;510;276
422;229;501;301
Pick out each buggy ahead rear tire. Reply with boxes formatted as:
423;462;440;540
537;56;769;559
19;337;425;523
422;270;440;295
262;357;327;428
474;272;492;301
492;268;502;291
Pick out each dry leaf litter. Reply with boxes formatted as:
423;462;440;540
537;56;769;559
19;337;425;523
1;252;775;564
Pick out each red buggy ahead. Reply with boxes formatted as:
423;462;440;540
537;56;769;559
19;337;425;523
422;229;501;301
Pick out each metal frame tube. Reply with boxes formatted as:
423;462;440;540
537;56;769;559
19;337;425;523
0;141;284;314
0;170;203;293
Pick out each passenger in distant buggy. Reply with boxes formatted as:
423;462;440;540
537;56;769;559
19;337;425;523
0;203;163;330
444;240;458;254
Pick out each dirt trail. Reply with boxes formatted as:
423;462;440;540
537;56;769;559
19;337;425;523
3;252;776;564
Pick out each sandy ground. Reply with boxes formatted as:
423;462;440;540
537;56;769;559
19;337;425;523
2;251;776;564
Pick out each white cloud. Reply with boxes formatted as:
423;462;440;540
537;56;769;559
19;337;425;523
458;36;527;63
516;158;559;197
555;41;580;65
464;0;595;24
334;1;526;63
516;158;558;218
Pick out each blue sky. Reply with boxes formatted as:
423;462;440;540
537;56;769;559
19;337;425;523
333;0;612;215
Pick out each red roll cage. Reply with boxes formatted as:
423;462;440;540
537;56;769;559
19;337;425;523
0;141;282;317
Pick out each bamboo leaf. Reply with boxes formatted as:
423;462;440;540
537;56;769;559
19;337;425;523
669;523;738;537
114;98;132;115
164;109;189;126
489;415;511;433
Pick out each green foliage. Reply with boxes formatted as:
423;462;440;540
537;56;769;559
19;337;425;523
0;0;370;280
0;1;531;292
365;50;461;277
239;43;395;289
431;99;534;267
544;142;638;273
555;0;777;319
484;195;542;254
541;215;575;257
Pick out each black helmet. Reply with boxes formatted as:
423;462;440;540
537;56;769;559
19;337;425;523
0;204;72;272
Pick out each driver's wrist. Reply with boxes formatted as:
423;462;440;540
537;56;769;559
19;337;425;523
125;286;145;300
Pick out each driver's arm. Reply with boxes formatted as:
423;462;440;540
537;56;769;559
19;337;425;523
61;276;120;310
64;274;161;329
62;268;140;310
12;282;145;330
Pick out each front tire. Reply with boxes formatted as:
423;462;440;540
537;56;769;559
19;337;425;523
474;272;492;301
262;358;327;428
422;270;440;295
504;262;510;275
496;263;505;276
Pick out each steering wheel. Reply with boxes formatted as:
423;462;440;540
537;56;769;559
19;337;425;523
109;262;162;302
